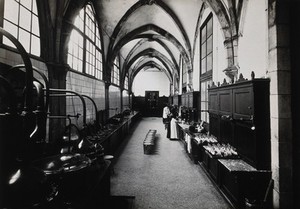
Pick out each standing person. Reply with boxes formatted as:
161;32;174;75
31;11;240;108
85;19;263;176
170;106;179;140
162;103;171;138
162;103;170;127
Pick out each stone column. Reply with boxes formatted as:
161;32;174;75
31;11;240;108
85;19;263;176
104;82;110;122
290;1;300;209
46;62;68;145
268;0;293;208
120;88;124;112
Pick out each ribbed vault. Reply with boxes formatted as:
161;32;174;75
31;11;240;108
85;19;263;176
61;0;248;94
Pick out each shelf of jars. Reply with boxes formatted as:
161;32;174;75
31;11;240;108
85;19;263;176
177;121;208;163
190;134;217;163
201;143;239;183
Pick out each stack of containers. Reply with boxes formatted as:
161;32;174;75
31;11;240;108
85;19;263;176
143;129;157;154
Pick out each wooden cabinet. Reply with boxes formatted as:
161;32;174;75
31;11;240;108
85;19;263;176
172;94;181;106
218;159;272;209
202;150;221;183
181;91;200;108
208;89;218;114
208;78;270;170
204;78;273;208
219;89;232;116
181;94;187;107
168;95;173;104
180;92;200;122
232;86;253;120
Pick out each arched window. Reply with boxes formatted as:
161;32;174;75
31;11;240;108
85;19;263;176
67;3;103;80
2;0;40;56
124;73;129;90
200;14;213;122
112;55;120;86
181;56;187;93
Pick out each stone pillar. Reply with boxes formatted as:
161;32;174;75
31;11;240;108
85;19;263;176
290;1;300;209
268;0;293;208
104;82;110;122
46;62;68;145
223;36;239;83
188;69;193;91
120;88;124;112
129;92;133;109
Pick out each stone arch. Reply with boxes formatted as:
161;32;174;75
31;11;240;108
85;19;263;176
120;34;179;84
106;0;192;81
125;48;175;79
109;24;189;82
129;60;172;92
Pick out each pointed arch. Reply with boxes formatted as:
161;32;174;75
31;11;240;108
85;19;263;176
124;48;175;82
109;24;190;83
129;60;172;92
107;0;191;59
120;34;179;83
106;0;193;82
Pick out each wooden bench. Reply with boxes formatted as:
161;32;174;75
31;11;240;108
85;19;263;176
143;129;157;154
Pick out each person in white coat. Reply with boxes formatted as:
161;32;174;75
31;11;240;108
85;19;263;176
170;116;179;140
162;104;171;129
169;106;179;140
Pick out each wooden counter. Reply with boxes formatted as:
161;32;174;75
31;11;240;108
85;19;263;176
218;159;272;209
99;111;140;155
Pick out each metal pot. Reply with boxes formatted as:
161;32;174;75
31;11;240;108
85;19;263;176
1;165;57;209
32;153;93;202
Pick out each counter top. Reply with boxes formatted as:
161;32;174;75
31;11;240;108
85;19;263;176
218;159;256;172
177;122;190;130
97;112;139;143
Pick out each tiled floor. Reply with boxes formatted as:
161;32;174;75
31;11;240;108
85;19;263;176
110;117;232;209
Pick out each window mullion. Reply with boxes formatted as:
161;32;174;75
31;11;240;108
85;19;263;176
67;3;103;80
94;21;97;78
29;8;33;54
17;2;20;40
199;15;213;122
82;7;87;74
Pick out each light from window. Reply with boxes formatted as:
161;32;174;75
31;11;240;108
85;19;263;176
112;65;120;85
200;80;212;122
3;0;40;56
124;75;129;89
181;57;187;89
74;9;84;31
67;3;102;80
200;15;213;122
68;30;84;72
200;17;213;75
111;56;120;85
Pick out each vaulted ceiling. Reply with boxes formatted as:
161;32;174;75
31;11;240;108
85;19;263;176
96;0;201;88
62;0;244;90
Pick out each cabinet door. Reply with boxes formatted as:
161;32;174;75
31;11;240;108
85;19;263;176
208;90;218;114
220;119;234;144
219;89;232;117
181;95;184;106
188;93;193;108
234;121;256;168
209;113;220;138
232;86;253;120
173;96;178;106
